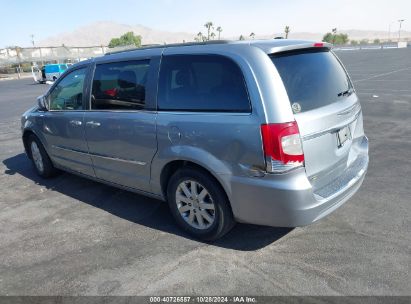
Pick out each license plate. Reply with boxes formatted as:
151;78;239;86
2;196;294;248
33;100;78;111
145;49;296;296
336;126;351;148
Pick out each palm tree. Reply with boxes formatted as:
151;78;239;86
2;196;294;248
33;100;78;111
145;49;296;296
204;22;214;40
196;32;203;42
250;32;255;39
210;32;216;40
216;26;223;40
332;28;337;44
284;26;290;39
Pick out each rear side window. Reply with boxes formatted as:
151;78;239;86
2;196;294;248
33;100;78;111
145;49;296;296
158;55;250;112
271;49;352;113
91;60;150;110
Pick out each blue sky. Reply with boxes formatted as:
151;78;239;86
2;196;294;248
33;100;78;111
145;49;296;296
0;0;409;47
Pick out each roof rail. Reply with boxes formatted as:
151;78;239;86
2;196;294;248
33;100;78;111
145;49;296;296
104;40;232;55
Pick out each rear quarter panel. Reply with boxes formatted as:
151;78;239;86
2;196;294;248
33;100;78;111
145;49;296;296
151;112;264;197
150;44;297;198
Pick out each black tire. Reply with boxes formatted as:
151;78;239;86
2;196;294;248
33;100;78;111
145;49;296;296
167;167;235;241
27;134;57;178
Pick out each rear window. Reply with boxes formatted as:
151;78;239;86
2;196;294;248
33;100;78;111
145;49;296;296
158;55;250;112
271;49;352;113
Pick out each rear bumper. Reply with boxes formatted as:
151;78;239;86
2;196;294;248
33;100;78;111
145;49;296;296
227;137;369;227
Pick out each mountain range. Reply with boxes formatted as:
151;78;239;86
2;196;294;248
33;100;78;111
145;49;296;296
38;21;411;47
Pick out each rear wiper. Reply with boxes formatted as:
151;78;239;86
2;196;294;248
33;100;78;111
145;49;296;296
337;88;354;97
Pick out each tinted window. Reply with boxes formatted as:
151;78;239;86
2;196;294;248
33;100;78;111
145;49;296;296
271;49;352;113
91;60;150;110
49;67;86;110
45;65;59;73
158;55;250;112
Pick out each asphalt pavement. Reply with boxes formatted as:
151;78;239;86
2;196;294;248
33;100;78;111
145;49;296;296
0;48;410;296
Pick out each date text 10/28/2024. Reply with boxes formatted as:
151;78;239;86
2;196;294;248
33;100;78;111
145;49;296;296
149;296;257;303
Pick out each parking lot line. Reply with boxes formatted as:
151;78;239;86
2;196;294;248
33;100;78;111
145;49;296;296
354;66;411;83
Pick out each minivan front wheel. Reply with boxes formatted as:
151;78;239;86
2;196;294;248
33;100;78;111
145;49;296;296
167;168;235;240
27;135;57;178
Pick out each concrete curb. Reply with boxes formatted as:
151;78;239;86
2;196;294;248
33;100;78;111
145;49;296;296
0;74;33;81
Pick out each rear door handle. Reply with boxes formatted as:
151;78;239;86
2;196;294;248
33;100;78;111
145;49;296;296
69;120;82;126
86;121;101;128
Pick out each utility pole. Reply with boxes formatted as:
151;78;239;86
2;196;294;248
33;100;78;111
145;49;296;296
388;21;395;41
30;34;35;47
39;47;44;66
15;47;22;79
398;19;405;42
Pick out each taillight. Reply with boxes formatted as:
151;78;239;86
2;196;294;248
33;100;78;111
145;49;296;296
261;121;304;173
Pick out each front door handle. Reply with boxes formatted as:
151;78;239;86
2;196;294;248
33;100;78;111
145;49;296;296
69;120;82;126
86;121;101;128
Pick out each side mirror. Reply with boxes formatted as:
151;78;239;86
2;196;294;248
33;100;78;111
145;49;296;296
37;95;48;111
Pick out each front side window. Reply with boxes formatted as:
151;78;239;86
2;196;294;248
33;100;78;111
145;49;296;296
91;60;150;110
158;55;250;112
49;67;86;110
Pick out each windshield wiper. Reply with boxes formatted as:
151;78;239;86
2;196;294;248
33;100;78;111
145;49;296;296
337;88;354;97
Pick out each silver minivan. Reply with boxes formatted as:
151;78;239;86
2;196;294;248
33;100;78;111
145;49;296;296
21;40;369;240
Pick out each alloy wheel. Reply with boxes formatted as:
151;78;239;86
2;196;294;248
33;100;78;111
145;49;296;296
30;141;44;173
175;180;216;230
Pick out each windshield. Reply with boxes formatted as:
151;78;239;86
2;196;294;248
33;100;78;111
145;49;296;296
271;49;352;113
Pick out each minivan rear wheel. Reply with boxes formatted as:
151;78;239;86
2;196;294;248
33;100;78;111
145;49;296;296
27;135;57;178
167;167;235;241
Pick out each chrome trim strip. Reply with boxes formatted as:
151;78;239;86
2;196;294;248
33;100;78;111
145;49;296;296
157;111;252;116
302;110;362;141
52;145;89;156
91;154;146;166
51;145;146;166
48;110;86;112
86;110;157;113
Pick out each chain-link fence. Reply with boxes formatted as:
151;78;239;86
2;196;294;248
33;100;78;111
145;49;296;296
0;45;137;74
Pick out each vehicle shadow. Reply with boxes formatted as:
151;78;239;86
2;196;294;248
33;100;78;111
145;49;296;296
3;153;293;251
